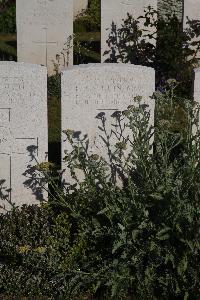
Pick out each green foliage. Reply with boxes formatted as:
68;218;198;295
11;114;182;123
59;90;200;299
47;74;61;99
74;0;100;32
0;4;16;33
158;0;182;20
0;205;86;298
1;88;200;299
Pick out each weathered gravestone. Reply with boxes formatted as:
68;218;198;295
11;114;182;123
183;0;200;59
74;0;88;18
61;63;155;184
0;62;48;211
192;68;200;135
101;0;157;62
16;0;73;75
183;0;200;27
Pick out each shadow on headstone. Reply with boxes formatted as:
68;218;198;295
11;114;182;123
23;145;47;202
0;179;14;212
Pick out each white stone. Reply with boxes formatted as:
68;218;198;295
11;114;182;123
183;0;200;27
101;0;157;62
16;0;73;75
74;0;88;18
192;68;200;135
0;62;48;211
194;68;200;102
183;0;200;60
61;63;155;184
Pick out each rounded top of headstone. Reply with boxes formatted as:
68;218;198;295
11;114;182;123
0;61;47;77
62;63;155;75
0;61;46;68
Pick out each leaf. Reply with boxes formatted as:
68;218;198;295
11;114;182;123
150;193;164;200
178;256;188;276
157;234;170;241
132;230;140;241
184;292;189;300
164;253;175;268
157;227;171;240
97;207;109;215
118;223;125;231
112;240;123;254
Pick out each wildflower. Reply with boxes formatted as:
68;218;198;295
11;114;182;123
90;154;100;161
62;129;74;136
18;245;31;254
133;95;142;103
122;110;130;117
36;162;53;171
34;246;46;254
115;142;127;150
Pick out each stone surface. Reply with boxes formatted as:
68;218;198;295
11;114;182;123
194;68;200;102
0;62;48;211
101;0;157;62
183;0;200;27
183;0;200;59
74;0;88;18
16;0;73;75
61;63;155;184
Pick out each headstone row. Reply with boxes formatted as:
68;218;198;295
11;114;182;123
16;0;73;75
16;0;158;71
1;62;200;210
0;62;155;210
16;0;200;73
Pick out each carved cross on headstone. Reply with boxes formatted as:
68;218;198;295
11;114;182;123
33;27;58;67
0;108;38;202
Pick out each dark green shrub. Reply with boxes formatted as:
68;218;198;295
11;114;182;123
59;90;200;299
0;205;86;298
74;0;100;32
0;4;16;33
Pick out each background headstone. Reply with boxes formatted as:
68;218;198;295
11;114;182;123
193;68;200;103
101;0;157;62
16;0;73;75
62;63;155;183
183;0;200;27
183;0;200;60
74;0;88;18
0;62;48;211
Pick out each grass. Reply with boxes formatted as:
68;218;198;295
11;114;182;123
0;33;17;59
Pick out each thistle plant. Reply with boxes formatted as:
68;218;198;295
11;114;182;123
1;87;200;299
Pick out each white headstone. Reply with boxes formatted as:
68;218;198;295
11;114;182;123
0;62;48;211
16;0;73;75
101;0;157;62
183;0;200;60
62;63;155;183
183;0;200;27
74;0;88;18
194;68;200;102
